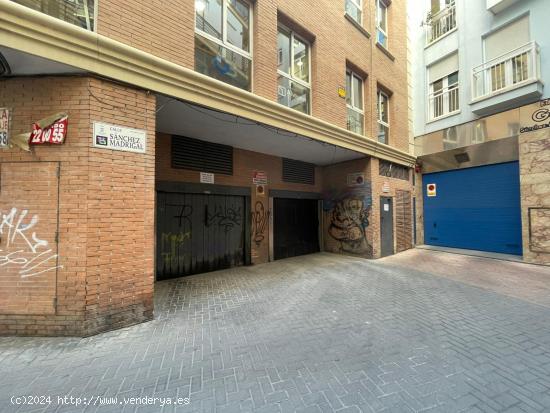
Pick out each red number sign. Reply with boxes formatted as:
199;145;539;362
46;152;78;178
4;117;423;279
29;116;68;145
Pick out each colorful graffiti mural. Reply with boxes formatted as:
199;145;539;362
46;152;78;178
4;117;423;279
324;185;373;256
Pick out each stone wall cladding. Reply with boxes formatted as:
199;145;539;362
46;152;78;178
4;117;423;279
0;76;156;336
519;129;550;265
97;0;410;154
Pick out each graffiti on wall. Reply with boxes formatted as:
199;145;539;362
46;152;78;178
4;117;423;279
0;207;62;278
160;231;192;265
324;186;373;256
169;204;193;227
251;201;271;246
206;205;242;232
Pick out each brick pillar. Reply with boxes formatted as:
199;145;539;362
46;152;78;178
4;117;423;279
0;76;156;336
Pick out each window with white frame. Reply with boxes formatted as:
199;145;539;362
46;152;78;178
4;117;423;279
430;72;459;119
483;16;530;95
277;26;311;114
346;70;364;134
345;0;362;24
427;53;459;120
427;0;456;44
431;0;454;14
377;90;389;144
376;0;388;48
194;0;252;91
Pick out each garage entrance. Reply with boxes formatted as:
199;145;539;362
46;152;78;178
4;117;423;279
156;190;248;280
273;198;320;260
423;161;522;255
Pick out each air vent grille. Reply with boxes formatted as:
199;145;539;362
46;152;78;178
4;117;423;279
282;158;315;185
171;135;233;175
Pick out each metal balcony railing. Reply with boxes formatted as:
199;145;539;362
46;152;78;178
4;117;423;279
11;0;95;31
426;4;456;45
472;41;541;100
428;84;460;121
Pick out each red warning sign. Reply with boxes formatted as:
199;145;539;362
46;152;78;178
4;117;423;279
427;183;437;197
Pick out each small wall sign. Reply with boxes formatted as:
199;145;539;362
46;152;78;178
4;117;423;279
93;122;146;153
256;184;265;196
347;172;365;186
0;108;9;148
382;182;390;193
253;170;268;185
520;99;550;133
200;172;215;184
427;183;437;197
30;115;68;145
338;86;346;99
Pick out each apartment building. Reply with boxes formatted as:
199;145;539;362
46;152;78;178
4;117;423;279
410;0;550;265
0;0;414;335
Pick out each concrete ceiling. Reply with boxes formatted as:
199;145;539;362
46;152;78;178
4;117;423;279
0;46;85;76
156;95;366;166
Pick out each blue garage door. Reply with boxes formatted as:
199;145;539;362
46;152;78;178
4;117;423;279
423;162;522;255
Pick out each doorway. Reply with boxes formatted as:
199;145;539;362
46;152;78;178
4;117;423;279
380;196;394;257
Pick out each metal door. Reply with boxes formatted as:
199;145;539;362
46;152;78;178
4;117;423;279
273;198;319;260
380;196;394;257
0;162;60;315
423;161;522;255
156;192;245;279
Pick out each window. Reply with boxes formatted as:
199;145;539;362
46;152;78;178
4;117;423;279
379;161;410;181
12;0;96;31
431;0;454;14
277;26;311;114
376;0;388;48
427;0;456;44
377;90;389;144
427;53;459;120
345;0;362;24
194;0;252;91
481;16;530;95
430;71;459;119
346;70;364;134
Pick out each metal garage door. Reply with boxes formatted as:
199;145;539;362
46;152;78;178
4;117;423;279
156;192;246;279
273;198;320;260
423;161;522;255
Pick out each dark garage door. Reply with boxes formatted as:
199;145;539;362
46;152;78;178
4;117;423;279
423;161;522;255
156;192;246;280
274;198;320;260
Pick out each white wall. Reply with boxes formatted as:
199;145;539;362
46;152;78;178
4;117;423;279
410;0;550;137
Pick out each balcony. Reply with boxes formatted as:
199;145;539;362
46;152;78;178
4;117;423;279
426;4;456;45
10;0;95;31
428;84;460;122
471;42;543;115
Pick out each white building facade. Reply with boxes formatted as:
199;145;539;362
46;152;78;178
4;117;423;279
410;0;550;265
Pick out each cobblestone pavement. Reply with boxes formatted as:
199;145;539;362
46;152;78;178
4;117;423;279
379;249;550;308
1;252;550;413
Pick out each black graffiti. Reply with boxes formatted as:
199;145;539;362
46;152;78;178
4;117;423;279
251;201;270;246
328;197;372;255
206;205;242;232
168;204;193;227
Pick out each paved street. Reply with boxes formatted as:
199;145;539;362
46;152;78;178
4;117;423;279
1;251;550;413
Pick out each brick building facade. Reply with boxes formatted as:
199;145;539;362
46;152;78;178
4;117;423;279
0;0;415;336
